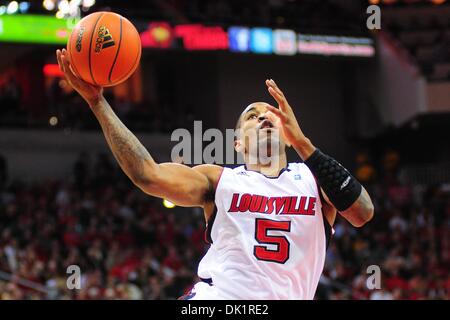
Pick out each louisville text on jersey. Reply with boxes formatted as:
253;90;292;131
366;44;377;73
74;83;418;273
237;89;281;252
228;193;317;215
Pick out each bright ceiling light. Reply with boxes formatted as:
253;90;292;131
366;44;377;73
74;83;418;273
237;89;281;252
163;199;176;209
82;0;95;8
55;10;64;19
43;0;55;11
7;1;19;14
19;2;30;13
58;0;70;14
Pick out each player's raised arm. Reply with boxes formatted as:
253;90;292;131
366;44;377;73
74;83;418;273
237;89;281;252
56;49;221;208
265;79;374;227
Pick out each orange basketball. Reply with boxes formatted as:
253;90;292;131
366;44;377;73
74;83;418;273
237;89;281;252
67;11;141;87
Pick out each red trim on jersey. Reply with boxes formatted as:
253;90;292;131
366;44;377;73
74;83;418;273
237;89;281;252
203;167;225;245
312;175;325;205
313;174;333;250
204;208;217;244
215;166;225;191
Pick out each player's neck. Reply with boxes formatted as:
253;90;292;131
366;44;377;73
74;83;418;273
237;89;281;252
245;153;288;177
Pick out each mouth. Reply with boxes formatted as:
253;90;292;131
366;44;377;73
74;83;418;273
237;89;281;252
258;120;274;130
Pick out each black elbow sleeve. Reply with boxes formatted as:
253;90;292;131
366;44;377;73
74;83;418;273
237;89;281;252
304;149;362;211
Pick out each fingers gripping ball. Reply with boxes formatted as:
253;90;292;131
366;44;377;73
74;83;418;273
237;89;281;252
67;11;141;87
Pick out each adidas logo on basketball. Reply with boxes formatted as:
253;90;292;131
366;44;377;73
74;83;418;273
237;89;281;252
95;26;115;53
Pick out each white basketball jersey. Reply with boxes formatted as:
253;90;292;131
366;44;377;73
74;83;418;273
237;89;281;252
195;163;332;300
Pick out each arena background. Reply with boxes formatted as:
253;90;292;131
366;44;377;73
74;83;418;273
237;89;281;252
0;0;449;300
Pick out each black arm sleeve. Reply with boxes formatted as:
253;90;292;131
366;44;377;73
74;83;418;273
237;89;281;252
304;148;362;211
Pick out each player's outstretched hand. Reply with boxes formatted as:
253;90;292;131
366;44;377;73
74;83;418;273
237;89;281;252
265;79;315;159
265;79;306;146
56;49;103;107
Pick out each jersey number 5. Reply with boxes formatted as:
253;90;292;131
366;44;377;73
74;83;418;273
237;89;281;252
254;218;291;264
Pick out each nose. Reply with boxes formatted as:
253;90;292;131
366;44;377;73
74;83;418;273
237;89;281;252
258;115;267;122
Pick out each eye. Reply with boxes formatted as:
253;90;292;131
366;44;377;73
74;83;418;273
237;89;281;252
247;114;257;120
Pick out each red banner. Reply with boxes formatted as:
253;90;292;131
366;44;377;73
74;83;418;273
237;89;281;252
174;24;228;50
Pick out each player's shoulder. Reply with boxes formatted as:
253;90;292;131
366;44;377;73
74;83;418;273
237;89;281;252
231;165;246;172
193;164;224;187
287;162;308;171
287;162;316;179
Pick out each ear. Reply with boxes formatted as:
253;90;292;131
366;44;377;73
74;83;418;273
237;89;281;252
234;139;244;153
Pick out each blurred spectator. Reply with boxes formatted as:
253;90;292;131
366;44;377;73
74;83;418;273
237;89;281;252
382;149;401;182
370;288;394;300
355;151;376;184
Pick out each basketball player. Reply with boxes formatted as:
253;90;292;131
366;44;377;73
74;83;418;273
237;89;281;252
56;49;374;300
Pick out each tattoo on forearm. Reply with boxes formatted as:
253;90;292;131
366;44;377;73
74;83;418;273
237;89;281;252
97;105;153;182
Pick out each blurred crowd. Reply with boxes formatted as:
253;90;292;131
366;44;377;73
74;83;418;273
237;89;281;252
318;150;449;300
0;153;206;299
0;150;449;300
0;77;193;133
